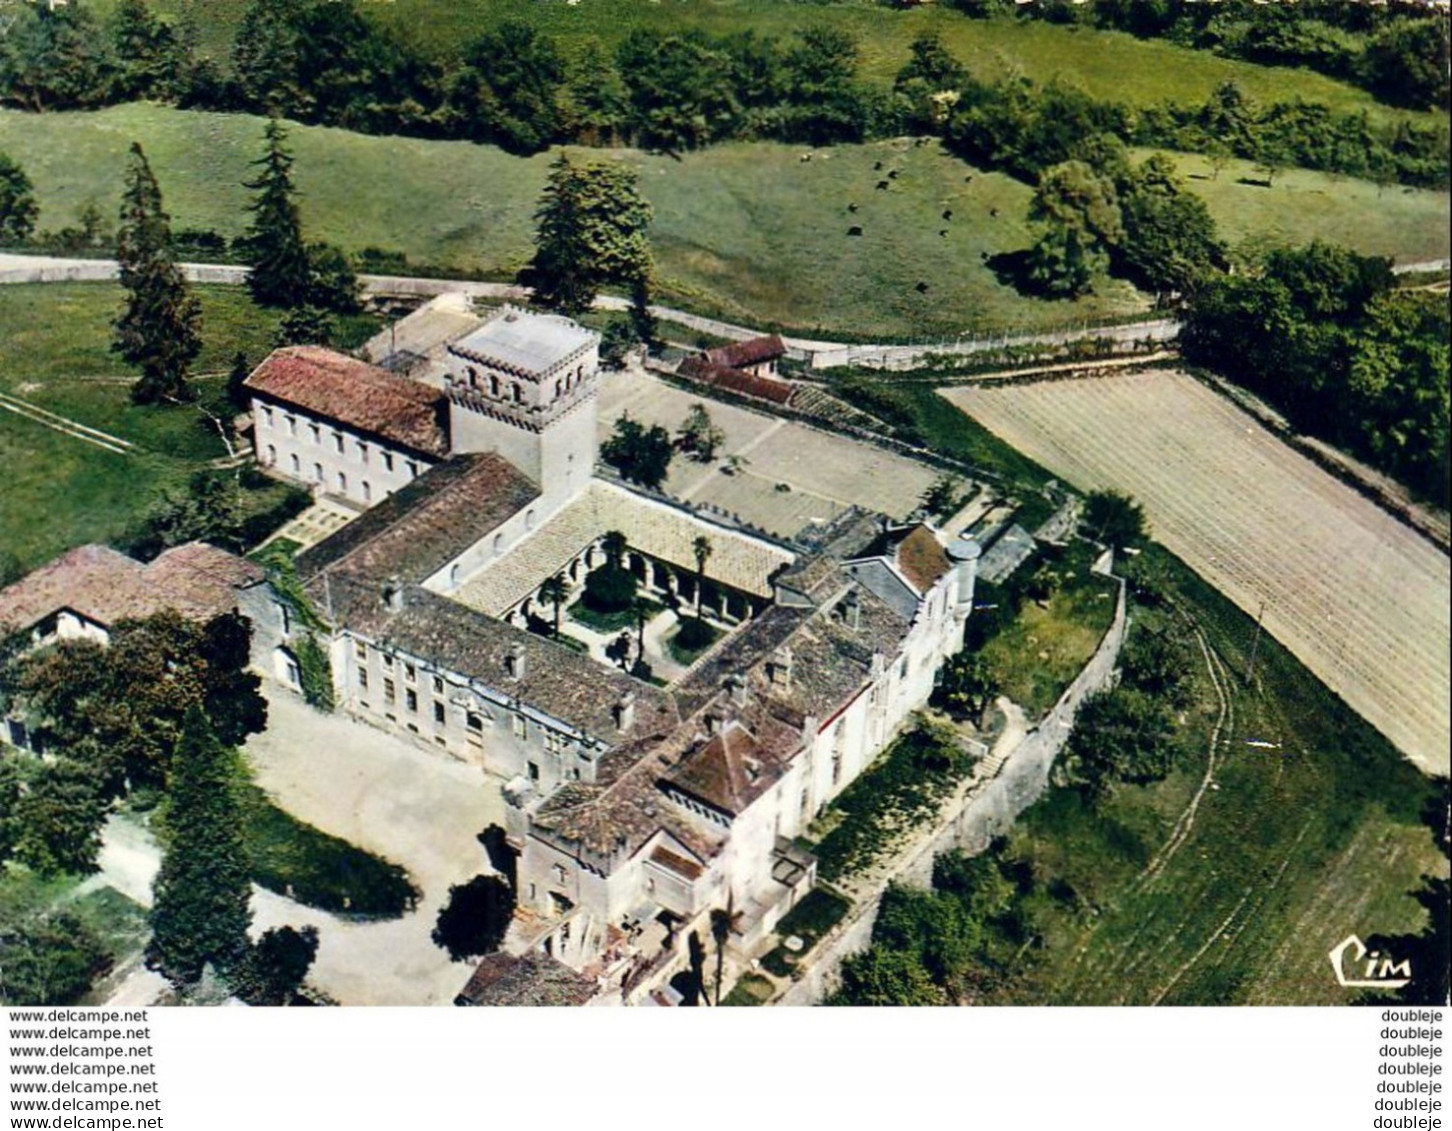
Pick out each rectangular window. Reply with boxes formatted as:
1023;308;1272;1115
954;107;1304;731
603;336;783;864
433;701;445;725
354;641;367;661
279;604;291;634
528;761;540;782
432;676;444;695
405;689;418;713
404;663;416;684
513;714;527;740
358;669;369;690
333;432;344;453
382;452;394;472
383;678;395;704
381;653;393;668
466;712;484;745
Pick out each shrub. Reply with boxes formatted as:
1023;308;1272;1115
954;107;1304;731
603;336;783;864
582;564;637;614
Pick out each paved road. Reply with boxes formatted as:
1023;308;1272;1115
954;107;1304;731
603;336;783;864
0;252;1158;370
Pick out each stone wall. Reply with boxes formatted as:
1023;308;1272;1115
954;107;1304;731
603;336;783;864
776;575;1128;1006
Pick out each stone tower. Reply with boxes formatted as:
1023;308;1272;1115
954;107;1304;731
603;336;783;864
444;306;600;514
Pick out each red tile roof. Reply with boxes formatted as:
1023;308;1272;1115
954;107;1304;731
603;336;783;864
678;357;794;406
0;543;262;632
244;346;449;458
706;334;787;371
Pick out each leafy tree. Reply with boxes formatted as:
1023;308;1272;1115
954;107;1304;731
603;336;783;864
0;153;39;244
598;316;638;369
708;895;742;1006
432;874;515;962
892;32;968;131
5;610;266;791
564;41;629;147
831;944;946;1006
692;535;714;615
1114;154;1223;295
605;631;633;670
583;562;638;616
933;651;996;726
449;21;566;154
232;0;306;116
275;305;335;348
110;0;176;102
1080;489;1147;549
0;758;20;864
0;911;112;1006
1119;624;1194;705
780;27;866;145
305;242;361;314
601;413;673;490
1057;687;1176;800
616;30;740;152
130;470;244;559
931;850;1017;923
1362;19;1451;112
240;118;312;309
529;153;653;316
677;403;725;463
112;143;201;406
12;758;108;877
538;573;568;639
148;709;253;985
0;2;112;113
234;925;319;1005
1024;159;1123;297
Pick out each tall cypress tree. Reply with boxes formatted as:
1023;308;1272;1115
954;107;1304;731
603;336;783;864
112;143;202;405
147;708;253;986
241;118;312;309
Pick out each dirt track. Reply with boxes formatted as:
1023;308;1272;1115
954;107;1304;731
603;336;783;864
944;370;1450;775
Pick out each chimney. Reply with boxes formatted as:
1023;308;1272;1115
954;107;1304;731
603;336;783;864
383;578;404;613
769;647;793;690
703;713;722;736
725;672;749;707
843;592;861;630
614;692;636;733
505;643;526;680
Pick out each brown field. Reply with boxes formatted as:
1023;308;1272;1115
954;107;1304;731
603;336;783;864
599;369;939;539
943;370;1451;774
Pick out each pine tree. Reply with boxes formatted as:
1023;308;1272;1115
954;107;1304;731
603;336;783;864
112;143;202;405
147;709;253;986
529;153;653;316
240;119;312;309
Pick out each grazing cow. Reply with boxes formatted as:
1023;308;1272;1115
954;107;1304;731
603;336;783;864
874;160;883;171
915;281;929;293
876;180;890;191
942;209;953;221
989;207;999;218
847;202;859;213
800;153;812;163
847;226;863;237
939;230;948;238
965;175;974;184
887;169;899;180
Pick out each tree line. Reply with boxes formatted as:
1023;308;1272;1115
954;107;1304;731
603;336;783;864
1181;241;1450;507
954;0;1451;114
0;1;1444;188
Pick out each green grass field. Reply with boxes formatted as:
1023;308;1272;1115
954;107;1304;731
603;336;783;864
0;282;290;571
994;546;1447;1005
6;106;1445;341
104;0;1434;130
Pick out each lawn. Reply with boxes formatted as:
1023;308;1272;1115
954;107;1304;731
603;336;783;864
990;545;1447;1005
239;784;420;921
4;106;1445;341
106;0;1430;129
979;568;1119;719
721;971;776;1006
0;282;290;572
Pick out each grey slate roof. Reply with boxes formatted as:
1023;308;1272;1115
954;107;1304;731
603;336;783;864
295;454;538;586
449;308;596;379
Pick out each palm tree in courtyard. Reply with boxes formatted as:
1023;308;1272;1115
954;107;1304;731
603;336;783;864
692;535;713;616
538;573;568;639
709;892;743;1006
601;530;627;570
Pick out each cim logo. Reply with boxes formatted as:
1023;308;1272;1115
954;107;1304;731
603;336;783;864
1328;934;1412;990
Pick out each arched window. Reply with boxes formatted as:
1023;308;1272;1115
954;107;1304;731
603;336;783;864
449;563;461;586
555;379;562;398
525;509;536;531
362;481;372;502
493;533;504;557
490;374;500;397
266;444;276;466
512;383;523;404
289;453;300;474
